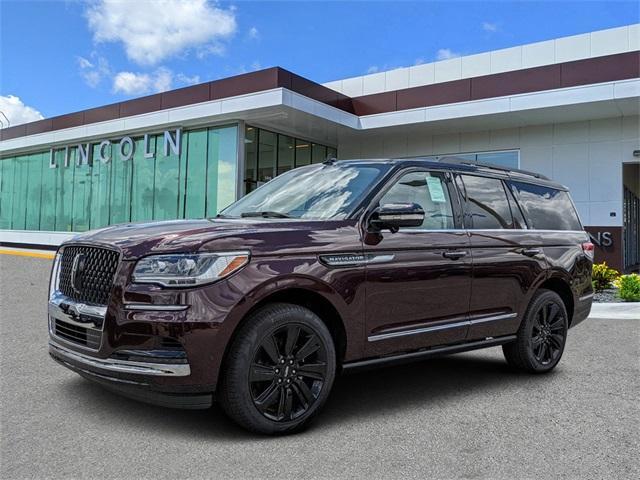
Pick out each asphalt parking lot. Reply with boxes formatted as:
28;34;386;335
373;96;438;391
1;253;638;480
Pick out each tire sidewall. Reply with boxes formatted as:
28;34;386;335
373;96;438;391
222;304;336;434
522;291;568;372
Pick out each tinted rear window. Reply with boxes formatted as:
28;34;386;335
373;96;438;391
509;181;582;231
459;175;514;229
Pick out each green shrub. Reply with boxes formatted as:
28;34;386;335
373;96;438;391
617;273;640;302
592;262;619;292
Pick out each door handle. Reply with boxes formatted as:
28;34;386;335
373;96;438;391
521;248;541;257
443;250;467;260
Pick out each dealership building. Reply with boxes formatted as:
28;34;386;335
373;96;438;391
1;24;639;271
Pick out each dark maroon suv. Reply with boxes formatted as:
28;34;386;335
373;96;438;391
48;158;594;434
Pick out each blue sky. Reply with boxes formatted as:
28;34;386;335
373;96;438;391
1;0;638;125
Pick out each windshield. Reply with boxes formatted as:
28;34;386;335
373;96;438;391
220;163;388;220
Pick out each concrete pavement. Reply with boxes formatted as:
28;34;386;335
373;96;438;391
1;254;638;480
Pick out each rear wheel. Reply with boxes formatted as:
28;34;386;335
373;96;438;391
502;289;568;373
219;303;336;434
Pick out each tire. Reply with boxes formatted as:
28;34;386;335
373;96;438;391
502;289;568;374
218;303;336;435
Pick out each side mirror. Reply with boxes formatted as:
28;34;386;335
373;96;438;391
370;203;425;233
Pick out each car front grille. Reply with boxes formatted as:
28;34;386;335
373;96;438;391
53;318;102;349
58;246;119;306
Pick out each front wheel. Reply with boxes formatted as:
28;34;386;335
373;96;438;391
503;289;568;373
219;303;336;435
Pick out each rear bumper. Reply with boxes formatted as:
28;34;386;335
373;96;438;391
49;341;213;409
571;292;593;328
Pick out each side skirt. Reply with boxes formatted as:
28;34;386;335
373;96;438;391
341;335;516;374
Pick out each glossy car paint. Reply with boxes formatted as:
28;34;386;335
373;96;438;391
49;159;594;403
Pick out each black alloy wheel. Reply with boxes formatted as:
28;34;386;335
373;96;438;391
249;324;328;422
530;301;565;365
219;303;336;434
503;289;568;373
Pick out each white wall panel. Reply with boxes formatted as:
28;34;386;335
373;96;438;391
383;134;408;158
520;146;554;178
588;141;622;202
434;58;462;83
385;68;410;91
552;143;590;201
630;24;640;51
459;131;491;152
553;121;590;145
432;133;461;154
408;63;435;87
590;201;622;226
555;33;591;62
340;77;364;97
406;132;433;157
490;47;522;73
522;40;556;68
622;116;639;140
461;53;491;78
362;72;386;95
589;117;622;142
520;125;554;147
573;201;591;225
490;128;520;149
590;26;629;57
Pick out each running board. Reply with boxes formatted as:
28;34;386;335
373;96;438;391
342;335;517;373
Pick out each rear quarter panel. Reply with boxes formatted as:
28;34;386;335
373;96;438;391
541;230;593;326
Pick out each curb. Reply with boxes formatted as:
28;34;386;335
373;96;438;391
589;302;640;320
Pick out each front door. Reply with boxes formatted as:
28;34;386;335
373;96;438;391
363;169;472;357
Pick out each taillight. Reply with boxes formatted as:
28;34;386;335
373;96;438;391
582;242;594;260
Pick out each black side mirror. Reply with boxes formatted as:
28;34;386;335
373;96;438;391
370;203;425;233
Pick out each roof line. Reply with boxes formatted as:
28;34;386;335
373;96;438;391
1;51;638;143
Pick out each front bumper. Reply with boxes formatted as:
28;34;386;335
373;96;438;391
49;340;191;377
49;341;213;409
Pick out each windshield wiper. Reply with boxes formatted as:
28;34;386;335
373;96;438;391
240;211;292;219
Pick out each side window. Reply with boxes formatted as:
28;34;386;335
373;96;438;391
509;181;582;231
379;171;455;230
459;175;513;229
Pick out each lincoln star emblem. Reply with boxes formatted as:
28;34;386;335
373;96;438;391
70;253;87;294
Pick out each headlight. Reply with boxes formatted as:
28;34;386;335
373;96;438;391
132;251;250;287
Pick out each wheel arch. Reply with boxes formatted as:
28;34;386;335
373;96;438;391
538;277;575;325
216;286;349;391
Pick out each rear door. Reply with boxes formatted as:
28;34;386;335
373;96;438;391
455;174;546;340
363;168;472;357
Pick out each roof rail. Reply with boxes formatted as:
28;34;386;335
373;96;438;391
437;156;550;181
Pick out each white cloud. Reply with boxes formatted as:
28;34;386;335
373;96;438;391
77;54;111;88
196;43;227;59
86;0;237;65
482;22;498;32
112;67;199;95
366;66;379;74
0;95;44;127
113;72;153;95
414;58;425;66
153;67;173;92
436;48;461;60
248;26;260;40
176;73;201;85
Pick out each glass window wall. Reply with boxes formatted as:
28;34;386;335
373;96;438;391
243;126;337;193
0;124;238;232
